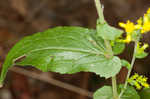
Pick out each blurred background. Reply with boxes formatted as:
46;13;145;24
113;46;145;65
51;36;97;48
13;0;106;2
0;0;150;99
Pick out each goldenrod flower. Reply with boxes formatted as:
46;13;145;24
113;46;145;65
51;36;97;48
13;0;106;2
142;83;149;88
147;8;150;14
135;17;142;29
134;82;142;90
118;20;136;43
141;21;150;33
118;8;150;43
119;20;135;33
142;77;148;82
123;34;132;43
116;34;132;43
137;17;142;25
144;14;149;23
130;73;138;80
141;10;150;33
128;73;150;90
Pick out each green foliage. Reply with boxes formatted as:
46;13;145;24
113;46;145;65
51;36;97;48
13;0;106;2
1;0;149;98
96;21;123;40
139;88;150;99
121;59;131;69
112;42;125;55
94;85;140;99
0;26;122;84
94;86;113;99
118;85;140;99
135;51;148;59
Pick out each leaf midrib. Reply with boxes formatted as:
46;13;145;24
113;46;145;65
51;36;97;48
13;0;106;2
12;47;104;63
28;47;104;55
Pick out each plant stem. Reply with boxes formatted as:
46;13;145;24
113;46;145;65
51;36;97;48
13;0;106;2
112;76;119;99
94;1;119;99
94;0;105;24
119;41;138;98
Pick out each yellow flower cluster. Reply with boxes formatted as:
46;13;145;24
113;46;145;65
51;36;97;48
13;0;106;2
128;73;149;90
119;8;150;43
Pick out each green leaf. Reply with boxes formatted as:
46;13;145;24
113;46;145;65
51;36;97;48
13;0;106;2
118;85;140;99
96;22;123;40
112;42;125;55
139;88;150;99
0;26;122;84
94;86;113;99
94;85;140;99
135;51;148;59
121;59;131;69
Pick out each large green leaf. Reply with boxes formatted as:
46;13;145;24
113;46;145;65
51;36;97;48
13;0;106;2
94;85;140;99
96;22;123;40
0;26;122;84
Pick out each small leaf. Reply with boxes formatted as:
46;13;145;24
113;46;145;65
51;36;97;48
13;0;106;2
139;88;150;99
135;52;148;59
96;22;123;40
121;59;131;69
118;85;140;99
94;85;140;99
0;26;122;84
94;86;113;99
112;42;125;55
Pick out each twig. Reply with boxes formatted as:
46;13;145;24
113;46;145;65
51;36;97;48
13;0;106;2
10;67;93;98
78;73;90;99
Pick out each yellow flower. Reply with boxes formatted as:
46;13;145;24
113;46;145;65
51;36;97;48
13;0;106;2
142;83;150;88
128;73;150;90
135;17;142;29
142;77;148;82
147;8;150;14
118;8;150;44
144;14;149;23
137;17;142;25
123;34;132;43
134;82;142;90
119;20;135;33
141;9;150;33
141;21;150;33
130;73;138;80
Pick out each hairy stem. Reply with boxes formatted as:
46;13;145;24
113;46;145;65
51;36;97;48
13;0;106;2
119;41;138;98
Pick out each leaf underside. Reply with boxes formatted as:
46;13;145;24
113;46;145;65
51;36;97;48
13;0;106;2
0;26;121;84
